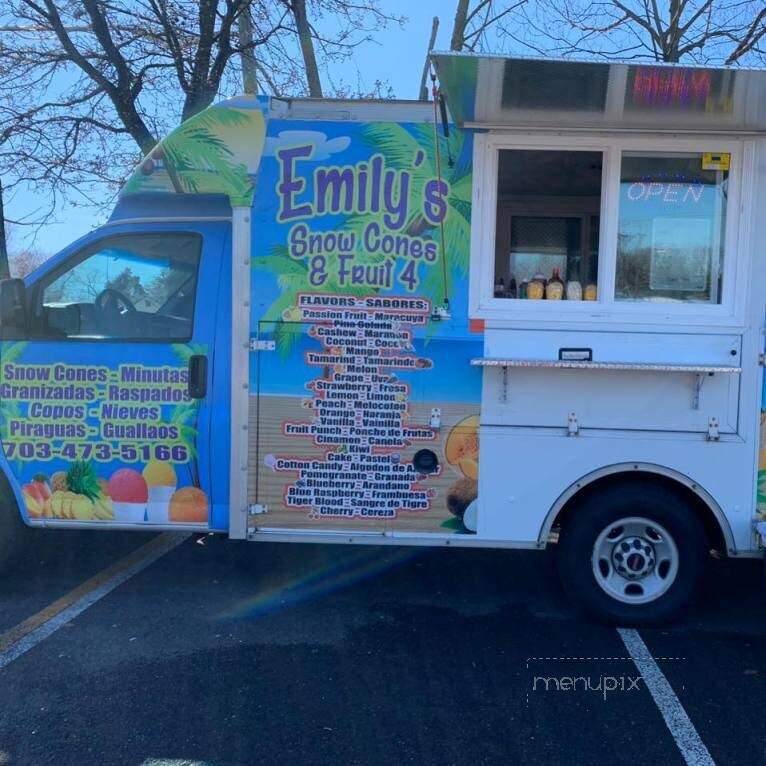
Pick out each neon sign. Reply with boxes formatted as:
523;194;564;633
627;181;704;204
632;67;711;108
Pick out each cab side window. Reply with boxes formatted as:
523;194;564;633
37;233;201;341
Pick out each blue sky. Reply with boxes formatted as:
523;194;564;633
7;0;453;256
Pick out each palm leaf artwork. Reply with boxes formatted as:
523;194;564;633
356;123;472;341
171;342;207;364
170;344;206;486
358;122;471;306
257;244;388;358
0;342;28;471
122;107;257;204
0;341;28;365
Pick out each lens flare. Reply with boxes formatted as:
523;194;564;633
217;545;422;621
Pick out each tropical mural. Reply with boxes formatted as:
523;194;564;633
251;119;473;355
248;116;483;535
0;340;209;525
121;96;268;206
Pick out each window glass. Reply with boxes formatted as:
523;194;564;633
495;149;602;301
616;152;728;304
39;233;201;340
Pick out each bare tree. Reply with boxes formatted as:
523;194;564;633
510;0;766;64
0;182;8;279
419;16;440;100
288;0;323;97
4;0;291;153
8;244;49;278
276;0;405;99
450;0;527;52
0;0;403;259
238;6;260;94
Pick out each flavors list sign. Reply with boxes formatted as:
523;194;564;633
268;293;438;520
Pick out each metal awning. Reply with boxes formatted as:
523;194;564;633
431;52;766;134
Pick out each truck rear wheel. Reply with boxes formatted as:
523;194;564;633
0;488;30;575
557;482;708;625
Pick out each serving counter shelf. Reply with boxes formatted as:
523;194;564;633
470;358;742;374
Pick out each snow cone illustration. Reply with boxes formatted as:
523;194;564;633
142;460;178;523
108;468;149;523
168;486;208;523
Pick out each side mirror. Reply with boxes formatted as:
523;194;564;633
0;278;29;337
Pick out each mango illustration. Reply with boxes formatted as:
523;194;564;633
22;476;52;517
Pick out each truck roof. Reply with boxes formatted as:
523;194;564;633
432;51;766;133
270;97;435;123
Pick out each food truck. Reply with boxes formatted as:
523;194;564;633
1;53;765;623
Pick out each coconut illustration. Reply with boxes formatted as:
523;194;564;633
168;486;208;524
462;500;478;533
108;468;149;523
446;478;479;535
446;478;478;519
142;460;177;523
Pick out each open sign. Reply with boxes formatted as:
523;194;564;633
627;181;704;204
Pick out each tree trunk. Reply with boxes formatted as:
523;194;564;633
291;0;323;98
0;181;9;280
450;0;470;51
418;16;440;101
665;0;681;62
238;7;259;94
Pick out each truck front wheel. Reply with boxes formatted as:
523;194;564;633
557;482;708;625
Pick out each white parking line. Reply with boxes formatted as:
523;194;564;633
0;532;189;670
618;627;715;766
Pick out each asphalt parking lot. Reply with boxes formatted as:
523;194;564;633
0;529;764;766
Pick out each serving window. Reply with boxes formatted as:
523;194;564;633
494;149;603;301
474;135;741;320
616;152;728;304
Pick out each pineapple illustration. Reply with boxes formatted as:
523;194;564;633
50;461;114;521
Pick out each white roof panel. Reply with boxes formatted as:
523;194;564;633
432;52;766;133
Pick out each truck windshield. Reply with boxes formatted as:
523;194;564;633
36;232;201;341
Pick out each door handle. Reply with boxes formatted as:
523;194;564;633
187;354;208;399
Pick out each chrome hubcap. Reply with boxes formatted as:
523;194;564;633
592;517;679;605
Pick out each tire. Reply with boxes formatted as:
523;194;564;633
557;481;708;626
0;485;31;575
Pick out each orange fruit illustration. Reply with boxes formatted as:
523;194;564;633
168;486;208;523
